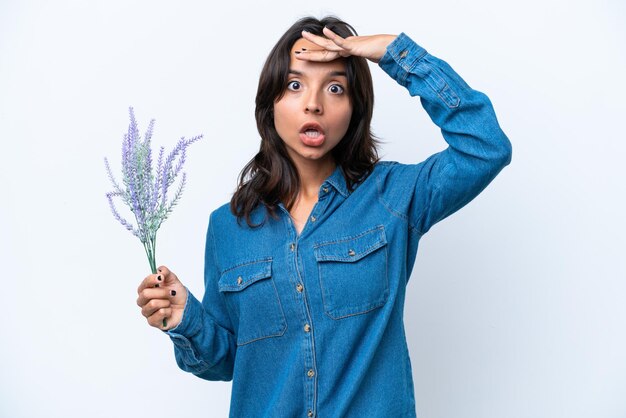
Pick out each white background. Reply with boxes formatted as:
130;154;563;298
1;1;625;417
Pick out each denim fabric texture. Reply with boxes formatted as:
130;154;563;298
164;32;512;418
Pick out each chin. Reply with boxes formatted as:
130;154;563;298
302;152;328;160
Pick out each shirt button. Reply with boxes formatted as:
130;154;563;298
237;276;243;285
348;249;356;256
310;216;316;222
304;324;311;332
400;50;408;58
296;283;304;292
308;411;314;417
322;187;329;193
290;243;295;251
307;369;315;377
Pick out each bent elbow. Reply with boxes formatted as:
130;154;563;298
175;354;234;382
194;363;234;382
492;131;512;169
499;137;513;167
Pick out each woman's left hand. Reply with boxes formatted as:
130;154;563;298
298;27;396;64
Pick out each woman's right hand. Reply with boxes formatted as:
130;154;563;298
136;265;188;331
298;27;396;64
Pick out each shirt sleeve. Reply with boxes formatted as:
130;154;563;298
376;33;512;235
162;211;236;381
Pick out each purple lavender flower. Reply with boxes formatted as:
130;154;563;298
105;107;203;275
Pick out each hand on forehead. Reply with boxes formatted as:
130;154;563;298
290;36;348;72
294;26;395;64
292;27;348;62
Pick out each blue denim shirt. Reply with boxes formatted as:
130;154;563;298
164;32;512;418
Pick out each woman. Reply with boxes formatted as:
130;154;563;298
136;15;511;417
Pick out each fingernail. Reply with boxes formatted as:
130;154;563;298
170;290;177;296
155;283;160;288
157;275;162;281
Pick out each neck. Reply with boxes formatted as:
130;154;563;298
294;157;336;201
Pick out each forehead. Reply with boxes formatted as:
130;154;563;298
289;37;347;73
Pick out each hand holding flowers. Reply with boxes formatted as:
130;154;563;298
105;107;202;328
136;265;187;331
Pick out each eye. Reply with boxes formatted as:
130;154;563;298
328;84;345;94
287;80;301;91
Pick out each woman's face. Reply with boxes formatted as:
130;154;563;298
273;37;353;170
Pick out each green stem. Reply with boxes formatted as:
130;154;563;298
143;241;156;274
145;236;165;328
151;236;157;272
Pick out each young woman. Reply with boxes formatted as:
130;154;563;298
136;16;511;418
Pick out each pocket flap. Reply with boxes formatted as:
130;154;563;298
218;258;273;292
314;226;387;262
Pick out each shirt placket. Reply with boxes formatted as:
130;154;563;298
280;182;333;418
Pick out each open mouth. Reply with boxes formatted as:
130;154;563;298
299;123;326;146
303;129;322;138
300;122;325;135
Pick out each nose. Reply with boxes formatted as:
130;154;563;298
306;105;321;114
304;90;323;114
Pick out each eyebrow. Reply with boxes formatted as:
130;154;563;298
288;69;347;77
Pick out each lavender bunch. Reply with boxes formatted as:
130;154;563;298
105;107;203;274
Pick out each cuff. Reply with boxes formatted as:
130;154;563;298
378;32;428;86
162;286;203;338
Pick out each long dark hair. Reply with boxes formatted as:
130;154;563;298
230;16;382;228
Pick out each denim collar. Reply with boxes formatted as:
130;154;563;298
324;164;349;198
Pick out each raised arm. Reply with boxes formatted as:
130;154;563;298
299;28;512;234
376;33;512;233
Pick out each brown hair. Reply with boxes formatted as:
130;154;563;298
230;16;382;228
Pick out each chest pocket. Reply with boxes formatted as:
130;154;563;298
313;225;389;320
218;258;287;346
